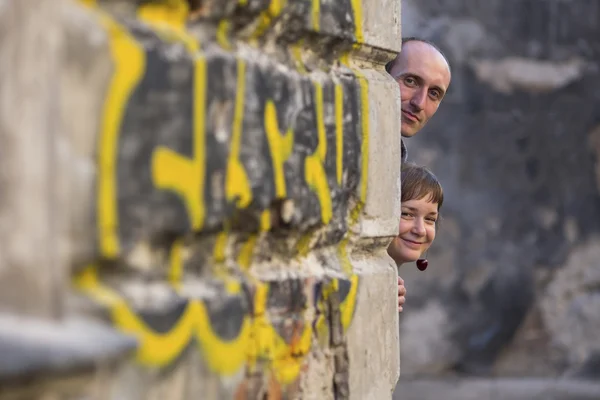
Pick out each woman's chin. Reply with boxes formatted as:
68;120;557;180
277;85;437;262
388;242;421;265
398;250;420;264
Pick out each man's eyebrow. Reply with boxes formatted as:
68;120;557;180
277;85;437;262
397;72;422;81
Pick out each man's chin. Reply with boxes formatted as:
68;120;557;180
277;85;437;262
400;125;419;138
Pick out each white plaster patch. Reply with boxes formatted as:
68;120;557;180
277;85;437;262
471;57;587;94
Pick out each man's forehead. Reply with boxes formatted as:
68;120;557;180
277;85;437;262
395;41;451;88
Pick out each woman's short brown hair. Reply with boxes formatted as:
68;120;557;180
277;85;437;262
401;163;444;210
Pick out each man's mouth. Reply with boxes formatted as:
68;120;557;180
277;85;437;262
402;109;419;122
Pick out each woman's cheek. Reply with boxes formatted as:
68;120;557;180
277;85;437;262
428;226;436;244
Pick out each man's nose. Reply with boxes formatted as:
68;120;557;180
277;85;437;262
410;89;427;111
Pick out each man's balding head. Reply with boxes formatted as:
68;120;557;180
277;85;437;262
387;38;451;137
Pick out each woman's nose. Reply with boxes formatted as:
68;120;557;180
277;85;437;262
411;219;426;236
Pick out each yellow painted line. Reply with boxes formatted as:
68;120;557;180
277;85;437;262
92;7;146;257
264;100;294;198
216;20;232;50
151;55;207;230
225;60;252;207
357;73;369;204
311;0;320;31
304;82;332;224
350;0;365;44
335;84;344;185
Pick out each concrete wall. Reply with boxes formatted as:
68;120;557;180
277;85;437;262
397;0;600;382
0;0;402;399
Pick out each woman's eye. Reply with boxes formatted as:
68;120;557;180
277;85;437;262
401;212;413;218
426;218;437;224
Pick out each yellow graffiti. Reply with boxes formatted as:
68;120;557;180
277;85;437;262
340;274;359;331
223;209;270;272
168;238;185;284
213;231;229;263
337;239;352;275
226;60;253;208
347;0;369;210
237;235;258;270
335;84;344;185
75;265;316;384
333;68;368;224
313;274;359;342
250;0;287;39
305;83;332;224
137;0;189;30
313;278;335;346
357;74;369;205
137;0;198;52
152;56;207;230
268;0;286;15
337;240;358;330
247;282;312;385
134;0;208;233
265;100;294;198
74;266;251;374
349;0;365;44
216;20;232;50
313;240;359;342
81;0;368;385
290;41;307;74
234;208;272;270
296;231;315;258
260;209;272;231
311;0;320;31
83;2;146;258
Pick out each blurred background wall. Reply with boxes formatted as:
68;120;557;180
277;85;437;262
397;0;600;383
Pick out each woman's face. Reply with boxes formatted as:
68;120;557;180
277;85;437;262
387;196;439;265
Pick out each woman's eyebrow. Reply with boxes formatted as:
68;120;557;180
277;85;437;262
403;206;437;214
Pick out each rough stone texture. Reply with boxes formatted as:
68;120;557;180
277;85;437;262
0;0;401;399
347;252;399;400
398;0;600;383
0;0;65;318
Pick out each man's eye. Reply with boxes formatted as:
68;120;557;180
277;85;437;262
404;77;416;86
429;90;441;100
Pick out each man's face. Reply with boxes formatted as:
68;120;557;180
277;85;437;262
389;41;451;137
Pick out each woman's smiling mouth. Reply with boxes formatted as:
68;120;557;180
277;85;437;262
401;238;423;249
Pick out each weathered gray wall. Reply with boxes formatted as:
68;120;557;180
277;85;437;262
399;0;600;381
0;0;402;399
